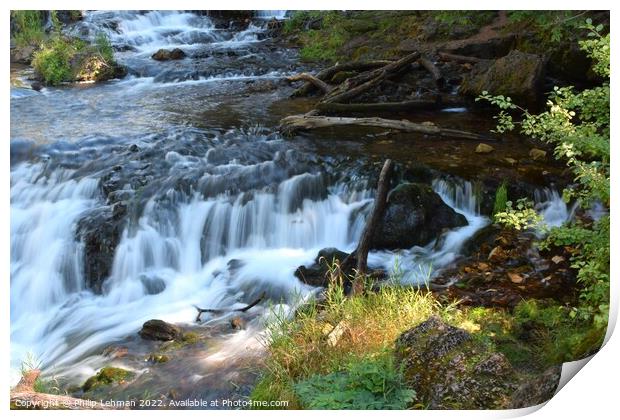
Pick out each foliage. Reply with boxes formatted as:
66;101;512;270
294;353;415;409
506;11;592;46
32;33;118;86
493;181;508;215
11;10;45;47
31;36;79;85
19;352;64;395
512;300;605;364
94;32;115;63
494;198;543;231
477;22;610;324
541;216;610;329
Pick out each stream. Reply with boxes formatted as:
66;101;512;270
10;11;572;398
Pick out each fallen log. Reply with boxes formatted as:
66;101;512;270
320;52;421;104
11;370;112;410
291;60;392;97
316;99;443;114
346;159;393;296
194;292;266;322
438;51;488;64
287;73;333;94
418;56;445;87
280;115;497;142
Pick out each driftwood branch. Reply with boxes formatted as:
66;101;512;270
418;56;444;87
342;159;393;296
320;52;421;104
194;292;266;322
316;99;443;114
291;60;392;97
287;73;333;94
280;115;496;142
11;370;112;410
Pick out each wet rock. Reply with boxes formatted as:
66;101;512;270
73;53;127;82
295;248;351;287
446;34;516;59
230;316;247;330
475;143;494;154
139;320;182;341
371;183;468;250
509;365;561;408
147;354;170;364
395;316;518;409
529;148;547;161
10;44;36;64
460;50;545;107
30;81;43;92
76;205;126;294
152;48;186;61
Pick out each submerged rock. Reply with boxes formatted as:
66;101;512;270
395;316;518;409
460;50;545;107
152;48;187;61
82;367;133;392
370;183;467;250
475;143;494;154
139;319;182;341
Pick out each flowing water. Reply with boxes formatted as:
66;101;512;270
10;11;572;393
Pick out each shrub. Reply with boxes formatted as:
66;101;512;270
477;21;610;325
31;36;78;85
494;198;543;231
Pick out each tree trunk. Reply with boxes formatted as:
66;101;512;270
438;51;488;64
348;159;393;295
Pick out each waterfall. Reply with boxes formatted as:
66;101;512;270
255;10;288;19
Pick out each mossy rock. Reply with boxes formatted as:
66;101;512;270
460;50;545;108
395;316;518;409
82;367;134;392
147;353;170;364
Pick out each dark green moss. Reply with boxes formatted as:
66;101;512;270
82;367;134;392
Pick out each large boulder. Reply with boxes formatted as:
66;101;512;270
460;50;545;107
370;183;467;250
151;48;186;61
395;316;518;409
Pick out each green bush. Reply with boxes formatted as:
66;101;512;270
31;36;78;85
94;32;114;63
477;21;610;326
494;198;543;231
294;353;415;409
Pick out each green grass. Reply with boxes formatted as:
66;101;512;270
11;10;45;47
250;260;606;408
